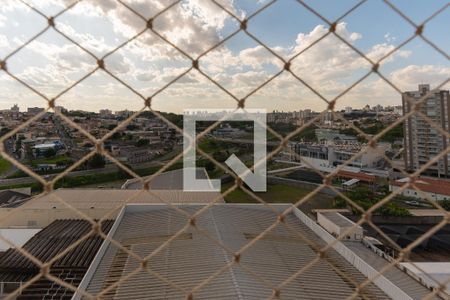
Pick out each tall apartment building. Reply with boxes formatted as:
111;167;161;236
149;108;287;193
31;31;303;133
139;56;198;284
402;84;450;177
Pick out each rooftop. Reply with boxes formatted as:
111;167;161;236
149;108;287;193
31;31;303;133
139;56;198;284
391;177;450;196
337;170;377;183
5;188;224;210
0;219;113;299
122;168;208;190
319;211;358;228
77;204;435;299
0;190;30;208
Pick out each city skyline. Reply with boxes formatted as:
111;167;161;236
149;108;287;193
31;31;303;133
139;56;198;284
0;0;449;113
0;101;402;113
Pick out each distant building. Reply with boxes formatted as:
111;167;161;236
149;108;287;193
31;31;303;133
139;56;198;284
54;106;67;114
9;104;20;119
374;104;383;112
111;145;156;164
402;84;450;177
389;177;450;201
115;109;133;118
315;128;357;143
317;212;363;240
10;104;19;112
393;106;403;115
99;109;112;118
27;107;45;115
290;141;391;172
33;140;64;157
321;111;334;125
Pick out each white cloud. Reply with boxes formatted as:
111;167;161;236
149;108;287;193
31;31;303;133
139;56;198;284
0;34;8;48
390;65;450;90
0;2;446;113
0;14;6;27
366;43;411;63
60;0;239;56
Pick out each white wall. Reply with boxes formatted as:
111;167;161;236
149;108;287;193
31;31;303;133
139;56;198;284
0;228;41;251
389;185;450;201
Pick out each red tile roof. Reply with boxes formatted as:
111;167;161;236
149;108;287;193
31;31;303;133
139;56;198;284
390;177;450;196
337;170;376;183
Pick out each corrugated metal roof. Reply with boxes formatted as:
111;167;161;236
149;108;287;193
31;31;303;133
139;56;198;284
16;189;224;210
83;205;390;299
122;168;208;190
0;229;41;251
344;242;438;299
0;219;113;300
0;219;113;271
0;190;30;208
320;212;358;228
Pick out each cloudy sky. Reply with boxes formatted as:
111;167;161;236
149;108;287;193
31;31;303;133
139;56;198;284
0;0;449;113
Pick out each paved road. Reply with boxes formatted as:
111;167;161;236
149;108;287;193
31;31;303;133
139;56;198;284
212;137;280;147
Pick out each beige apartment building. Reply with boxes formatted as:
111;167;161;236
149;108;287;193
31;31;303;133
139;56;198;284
402;84;450;177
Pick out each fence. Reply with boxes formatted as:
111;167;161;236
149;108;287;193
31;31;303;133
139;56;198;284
0;0;449;299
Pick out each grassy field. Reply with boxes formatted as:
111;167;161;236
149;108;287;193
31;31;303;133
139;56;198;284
0;158;12;175
222;183;334;213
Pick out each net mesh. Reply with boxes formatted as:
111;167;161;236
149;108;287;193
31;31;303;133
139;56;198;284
0;0;449;299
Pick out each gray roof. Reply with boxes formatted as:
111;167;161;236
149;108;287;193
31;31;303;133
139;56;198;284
320;212;357;228
344;242;438;299
19;189;224;210
0;190;30;208
122;168;208;190
80;205;396;299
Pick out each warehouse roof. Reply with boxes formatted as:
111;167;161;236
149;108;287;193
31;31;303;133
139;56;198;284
0;219;113;299
0;190;30;208
78;205;399;299
122;168;208;190
0;229;41;252
0;219;113;272
10;188;224;210
319;211;357;228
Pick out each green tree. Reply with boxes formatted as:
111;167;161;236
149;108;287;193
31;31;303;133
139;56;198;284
441;200;450;211
126;124;138;130
0;128;10;137
117;163;133;179
204;161;215;172
111;132;122;140
88;153;106;169
135;139;150;147
334;186;410;216
43;148;56;158
213;151;228;163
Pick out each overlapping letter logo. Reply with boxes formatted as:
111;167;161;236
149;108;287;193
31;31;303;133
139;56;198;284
183;109;267;192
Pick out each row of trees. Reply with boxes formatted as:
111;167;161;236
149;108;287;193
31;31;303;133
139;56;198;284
340;121;404;143
334;186;411;216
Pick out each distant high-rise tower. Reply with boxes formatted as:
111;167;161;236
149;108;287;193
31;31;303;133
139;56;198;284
10;104;19;112
402;84;450;177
